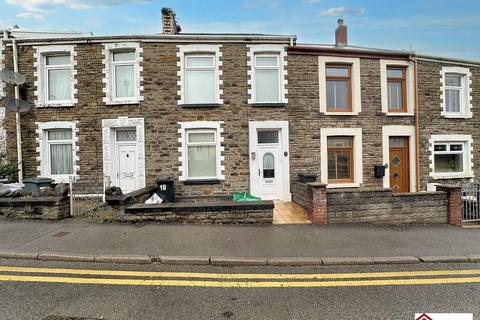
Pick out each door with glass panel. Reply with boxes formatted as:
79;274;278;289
389;137;410;193
115;129;137;194
255;130;281;200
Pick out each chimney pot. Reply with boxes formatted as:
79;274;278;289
335;19;347;47
162;7;181;34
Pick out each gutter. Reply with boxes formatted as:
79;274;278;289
288;45;412;59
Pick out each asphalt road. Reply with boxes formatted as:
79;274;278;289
0;259;479;320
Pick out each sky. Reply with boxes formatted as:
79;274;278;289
1;0;479;60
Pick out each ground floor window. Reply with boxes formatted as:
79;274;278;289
429;135;473;179
179;121;224;181
320;128;362;188
327;136;353;183
37;121;77;182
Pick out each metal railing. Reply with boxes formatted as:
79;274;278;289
462;182;480;222
69;176;105;218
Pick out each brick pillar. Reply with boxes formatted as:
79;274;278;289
307;182;328;224
436;185;463;227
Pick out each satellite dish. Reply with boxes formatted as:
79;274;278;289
4;98;31;113
0;70;26;85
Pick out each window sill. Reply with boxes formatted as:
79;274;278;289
322;111;359;116
250;103;287;108
385;112;414;117
179;103;222;108
431;173;473;180
182;179;222;185
441;113;472;119
106;100;141;106
37;102;76;108
326;182;360;189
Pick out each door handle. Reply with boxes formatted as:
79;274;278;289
258;169;261;176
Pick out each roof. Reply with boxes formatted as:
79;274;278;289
289;43;414;59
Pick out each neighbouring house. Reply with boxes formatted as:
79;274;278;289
0;9;477;223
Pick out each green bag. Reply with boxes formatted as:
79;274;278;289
233;192;261;202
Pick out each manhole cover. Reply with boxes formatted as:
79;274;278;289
52;231;70;238
42;316;103;320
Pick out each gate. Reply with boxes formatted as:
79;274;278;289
461;182;480;222
69;176;106;218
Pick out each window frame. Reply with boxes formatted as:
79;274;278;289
325;64;352;112
253;53;281;104
429;134;473;180
37;121;78;183
111;50;137;102
432;142;467;177
444;73;465;115
179;121;225;182
386;66;407;113
184;54;217;105
46;129;74;177
44;54;73;105
327;136;354;184
440;66;472;119
185;129;218;180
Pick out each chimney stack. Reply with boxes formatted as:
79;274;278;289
162;7;181;34
335;19;347;46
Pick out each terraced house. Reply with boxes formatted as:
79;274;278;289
0;9;478;223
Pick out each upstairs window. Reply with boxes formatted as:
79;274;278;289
387;67;406;112
44;54;72;103
327;136;353;183
326;65;351;112
444;74;464;114
440;66;472;118
254;54;280;103
112;51;136;99
185;55;216;104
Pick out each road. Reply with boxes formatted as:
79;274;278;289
0;259;479;320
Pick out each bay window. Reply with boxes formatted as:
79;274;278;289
254;54;280;103
185;55;216;104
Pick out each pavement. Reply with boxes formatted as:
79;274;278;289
0;258;479;319
0;217;479;266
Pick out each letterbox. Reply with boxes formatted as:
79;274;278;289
155;177;174;203
374;165;385;178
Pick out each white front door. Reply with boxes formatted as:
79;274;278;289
115;129;138;194
257;144;281;200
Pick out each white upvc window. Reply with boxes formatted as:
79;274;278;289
34;45;76;107
429;135;473;180
179;121;225;181
254;54;281;103
440;66;472;118
103;42;143;105
247;44;288;105
185;54;216;104
37;121;78;182
112;51;136;100
44;55;72;103
177;45;223;106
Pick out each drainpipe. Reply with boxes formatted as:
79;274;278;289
12;38;23;184
410;55;420;192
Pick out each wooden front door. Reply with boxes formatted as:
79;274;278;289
389;137;410;193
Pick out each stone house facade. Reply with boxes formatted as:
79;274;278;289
0;10;479;203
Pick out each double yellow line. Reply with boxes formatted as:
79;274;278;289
1;266;480;288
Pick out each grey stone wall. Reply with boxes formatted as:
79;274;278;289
291;181;308;209
327;188;448;224
0;196;70;220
